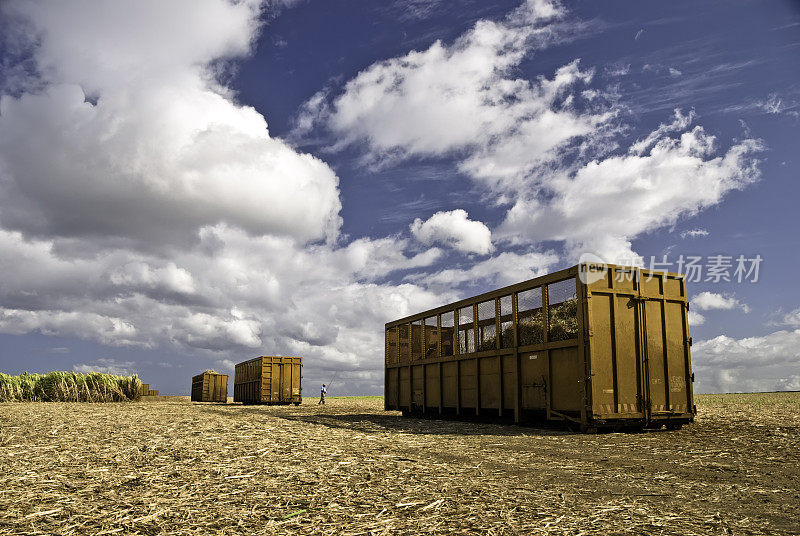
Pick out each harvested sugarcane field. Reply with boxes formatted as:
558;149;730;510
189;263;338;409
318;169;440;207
1;393;798;536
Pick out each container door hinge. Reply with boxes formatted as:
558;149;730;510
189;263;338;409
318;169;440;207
687;337;693;347
686;302;690;311
691;372;695;382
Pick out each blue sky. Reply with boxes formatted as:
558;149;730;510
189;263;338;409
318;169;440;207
0;0;798;395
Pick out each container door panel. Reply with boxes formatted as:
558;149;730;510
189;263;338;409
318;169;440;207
640;274;661;297
614;295;643;415
293;363;302;400
442;362;458;407
274;363;282;402
644;301;668;413
425;364;440;408
268;364;278;403
665;301;690;413
399;367;410;407
386;368;399;407
502;355;516;410
274;365;281;403
282;363;292;402
520;351;546;410
664;276;683;298
460;359;477;408
412;364;425;407
550;347;582;413
262;362;271;403
479;356;500;410
588;294;616;416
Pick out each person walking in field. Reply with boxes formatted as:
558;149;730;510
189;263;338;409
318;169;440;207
318;383;327;405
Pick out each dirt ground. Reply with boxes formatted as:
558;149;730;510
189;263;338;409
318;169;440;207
1;392;798;535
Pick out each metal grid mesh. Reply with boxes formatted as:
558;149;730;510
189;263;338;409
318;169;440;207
499;295;513;348
411;319;423;360
398;324;409;362
392;277;577;361
385;326;398;364
548;278;577;304
458;306;474;354
477;300;496;352
548;278;578;341
440;311;455;357
424;316;438;359
517;287;544;346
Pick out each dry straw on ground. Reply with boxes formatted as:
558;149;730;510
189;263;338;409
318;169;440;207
1;392;798;535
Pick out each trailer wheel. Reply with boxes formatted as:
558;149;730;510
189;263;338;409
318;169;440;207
294;402;300;406
665;423;683;431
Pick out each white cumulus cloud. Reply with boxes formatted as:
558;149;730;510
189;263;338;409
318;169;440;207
405;250;559;289
692;291;750;313
779;309;800;327
299;1;612;193
0;0;462;394
73;358;138;376
681;228;709;239
0;0;774;396
410;210;493;255
693;329;800;393
688;310;706;326
0;0;342;247
498;115;762;262
302;2;762;266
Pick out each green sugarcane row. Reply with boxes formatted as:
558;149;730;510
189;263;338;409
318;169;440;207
0;371;142;402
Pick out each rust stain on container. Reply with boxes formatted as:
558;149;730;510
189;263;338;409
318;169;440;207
234;356;303;405
191;371;228;402
384;263;695;431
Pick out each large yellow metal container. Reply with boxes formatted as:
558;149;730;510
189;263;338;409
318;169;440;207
191;371;228;402
384;264;695;431
234;356;303;405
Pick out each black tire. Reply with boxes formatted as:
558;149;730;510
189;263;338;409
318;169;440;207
665;423;683;431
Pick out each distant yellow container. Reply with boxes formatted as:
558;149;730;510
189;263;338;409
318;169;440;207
234;356;302;405
191;371;228;402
